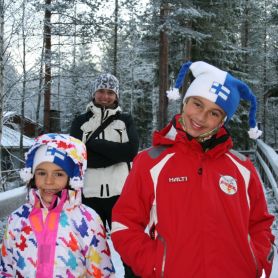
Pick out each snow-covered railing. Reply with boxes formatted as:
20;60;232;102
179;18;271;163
0;186;26;218
255;139;278;202
0;169;21;191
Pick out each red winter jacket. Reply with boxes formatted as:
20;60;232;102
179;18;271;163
111;115;275;278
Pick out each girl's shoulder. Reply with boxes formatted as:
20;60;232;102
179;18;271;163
67;204;104;233
6;203;32;231
9;203;32;220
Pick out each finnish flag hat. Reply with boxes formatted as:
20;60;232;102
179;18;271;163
20;133;87;189
167;61;262;139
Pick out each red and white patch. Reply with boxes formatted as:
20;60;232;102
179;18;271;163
219;175;237;195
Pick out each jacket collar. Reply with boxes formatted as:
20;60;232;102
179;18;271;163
86;100;121;119
152;114;233;158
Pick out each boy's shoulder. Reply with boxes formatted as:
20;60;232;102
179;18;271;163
135;145;173;165
226;149;256;171
146;145;172;159
228;149;248;162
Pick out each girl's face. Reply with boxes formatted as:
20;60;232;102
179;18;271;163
34;162;68;207
182;96;226;138
94;89;117;108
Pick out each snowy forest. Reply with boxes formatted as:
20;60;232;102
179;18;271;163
0;0;278;166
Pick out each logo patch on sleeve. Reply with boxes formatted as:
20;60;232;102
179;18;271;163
219;175;237;195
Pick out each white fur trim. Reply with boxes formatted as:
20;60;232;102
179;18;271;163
166;88;180;100
248;126;262;140
19;167;33;183
69;177;83;189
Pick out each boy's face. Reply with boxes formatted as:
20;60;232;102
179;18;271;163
182;96;226;138
34;162;68;207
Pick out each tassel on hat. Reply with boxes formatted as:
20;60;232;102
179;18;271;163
167;61;262;140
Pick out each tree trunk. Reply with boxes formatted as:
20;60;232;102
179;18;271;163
0;0;4;184
20;0;26;163
43;0;52;133
113;0;118;76
262;0;268;141
158;2;169;130
35;41;44;136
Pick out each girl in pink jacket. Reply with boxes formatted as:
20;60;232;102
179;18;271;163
1;133;115;277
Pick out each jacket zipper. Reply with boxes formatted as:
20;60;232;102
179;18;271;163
157;234;167;278
248;234;259;277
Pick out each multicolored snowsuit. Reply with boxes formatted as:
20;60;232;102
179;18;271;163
1;188;115;277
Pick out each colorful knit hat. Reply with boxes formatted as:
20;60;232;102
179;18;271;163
166;61;262;139
20;133;87;189
92;73;119;98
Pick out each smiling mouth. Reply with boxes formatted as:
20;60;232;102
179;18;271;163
191;120;204;130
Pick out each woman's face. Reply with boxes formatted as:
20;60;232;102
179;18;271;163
34;162;68;207
94;89;117;108
181;96;226;138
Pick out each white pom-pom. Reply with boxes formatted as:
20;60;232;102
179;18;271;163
248;126;262;140
19;168;33;183
69;177;83;190
166;88;180;100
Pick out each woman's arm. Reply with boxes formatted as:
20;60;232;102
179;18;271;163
86;114;139;163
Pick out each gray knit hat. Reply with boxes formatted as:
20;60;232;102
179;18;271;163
92;73;119;98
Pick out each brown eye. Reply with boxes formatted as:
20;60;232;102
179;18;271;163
193;100;201;108
53;171;67;178
35;170;46;176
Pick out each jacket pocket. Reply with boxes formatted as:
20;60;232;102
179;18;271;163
248;236;262;278
155;234;167;278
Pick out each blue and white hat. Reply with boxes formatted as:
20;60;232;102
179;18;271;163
20;133;87;189
92;73;119;98
166;61;262;139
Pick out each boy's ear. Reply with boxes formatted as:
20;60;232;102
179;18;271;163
218;116;226;128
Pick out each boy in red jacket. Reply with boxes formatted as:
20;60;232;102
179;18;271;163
111;61;275;278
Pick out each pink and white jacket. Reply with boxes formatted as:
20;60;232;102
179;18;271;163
111;114;275;278
1;188;115;277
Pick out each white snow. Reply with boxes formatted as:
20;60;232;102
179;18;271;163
1;125;34;147
0;186;26;202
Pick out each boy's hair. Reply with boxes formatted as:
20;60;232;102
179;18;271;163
20;133;87;190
